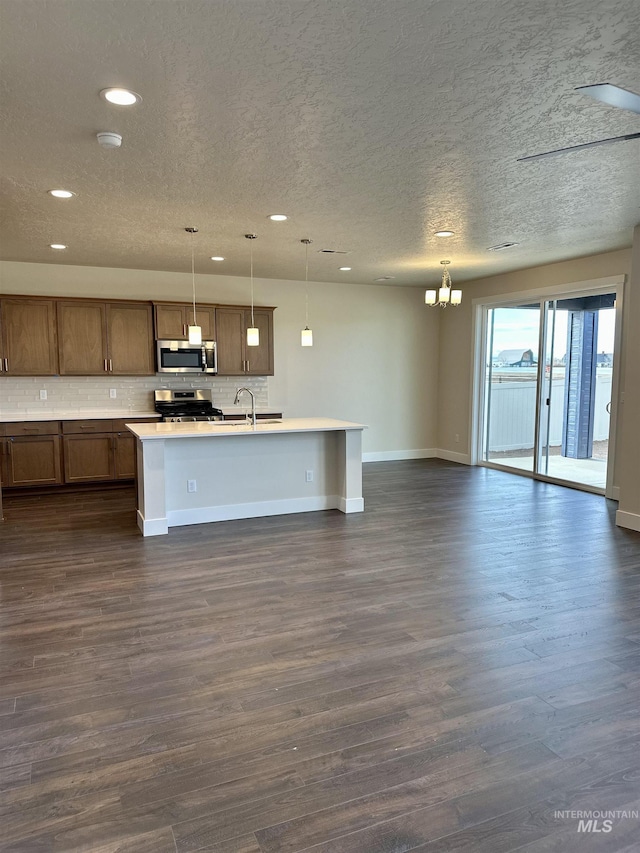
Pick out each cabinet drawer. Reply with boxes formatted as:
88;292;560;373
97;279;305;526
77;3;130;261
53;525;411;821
62;419;113;434
3;421;60;436
111;417;158;432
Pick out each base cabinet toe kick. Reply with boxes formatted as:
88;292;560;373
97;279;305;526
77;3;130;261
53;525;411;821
127;418;366;536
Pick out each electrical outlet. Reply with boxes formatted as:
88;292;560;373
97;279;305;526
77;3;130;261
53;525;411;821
187;480;197;493
305;470;314;482
39;390;47;400
455;434;460;443
109;388;117;399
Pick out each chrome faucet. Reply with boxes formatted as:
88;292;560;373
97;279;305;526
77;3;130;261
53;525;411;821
234;387;256;426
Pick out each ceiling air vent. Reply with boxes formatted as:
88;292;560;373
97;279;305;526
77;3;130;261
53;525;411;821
374;276;396;282
487;242;519;251
318;249;349;254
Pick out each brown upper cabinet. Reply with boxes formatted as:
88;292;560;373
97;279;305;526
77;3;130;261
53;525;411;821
57;301;154;375
215;307;274;375
154;303;216;341
0;297;58;375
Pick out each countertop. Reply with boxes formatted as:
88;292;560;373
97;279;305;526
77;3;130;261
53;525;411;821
0;407;281;423
127;417;366;441
0;410;161;423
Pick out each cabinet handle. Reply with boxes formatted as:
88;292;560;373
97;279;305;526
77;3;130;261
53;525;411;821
3;358;7;372
109;359;113;372
0;358;3;372
104;359;108;372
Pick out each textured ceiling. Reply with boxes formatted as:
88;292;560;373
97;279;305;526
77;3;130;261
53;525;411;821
0;0;639;287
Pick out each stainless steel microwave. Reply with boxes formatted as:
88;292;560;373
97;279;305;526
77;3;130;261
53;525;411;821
156;340;217;374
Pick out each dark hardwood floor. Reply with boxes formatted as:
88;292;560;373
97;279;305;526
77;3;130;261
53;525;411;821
1;459;640;853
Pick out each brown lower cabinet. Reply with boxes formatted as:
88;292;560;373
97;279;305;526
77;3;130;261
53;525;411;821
0;431;62;487
0;418;155;488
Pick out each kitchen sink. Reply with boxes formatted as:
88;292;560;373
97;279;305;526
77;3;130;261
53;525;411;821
211;419;283;426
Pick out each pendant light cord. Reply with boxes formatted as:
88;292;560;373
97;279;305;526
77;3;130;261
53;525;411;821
305;241;309;326
191;237;197;325
250;239;255;328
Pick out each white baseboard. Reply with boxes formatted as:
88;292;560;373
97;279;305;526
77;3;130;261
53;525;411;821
338;496;365;513
437;448;471;465
362;449;437;463
166;495;355;529
615;509;640;533
137;510;168;537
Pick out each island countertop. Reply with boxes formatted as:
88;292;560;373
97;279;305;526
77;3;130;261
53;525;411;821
129;417;366;535
127;417;366;441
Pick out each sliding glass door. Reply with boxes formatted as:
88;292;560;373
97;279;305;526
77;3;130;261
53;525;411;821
481;289;618;494
538;294;615;490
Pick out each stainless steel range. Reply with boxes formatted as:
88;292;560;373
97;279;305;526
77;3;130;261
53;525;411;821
154;389;224;422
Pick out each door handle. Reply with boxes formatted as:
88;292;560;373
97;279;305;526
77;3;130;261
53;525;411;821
606;402;612;414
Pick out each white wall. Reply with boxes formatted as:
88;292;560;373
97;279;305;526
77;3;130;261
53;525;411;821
616;226;640;531
0;261;440;457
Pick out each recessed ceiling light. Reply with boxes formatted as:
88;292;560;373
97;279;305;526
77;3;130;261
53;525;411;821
339;267;352;271
487;242;519;251
268;214;288;221
50;243;67;250
48;189;75;199
434;230;455;237
210;256;225;262
100;87;141;106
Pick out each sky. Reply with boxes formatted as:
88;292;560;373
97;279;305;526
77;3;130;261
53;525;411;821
490;307;616;359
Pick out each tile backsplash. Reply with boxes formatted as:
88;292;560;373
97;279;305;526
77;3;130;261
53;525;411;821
0;375;269;416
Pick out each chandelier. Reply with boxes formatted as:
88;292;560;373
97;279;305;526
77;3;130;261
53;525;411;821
425;260;462;307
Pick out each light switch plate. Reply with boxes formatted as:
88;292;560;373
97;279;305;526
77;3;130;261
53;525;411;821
39;390;47;400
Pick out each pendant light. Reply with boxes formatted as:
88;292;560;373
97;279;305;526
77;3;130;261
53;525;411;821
245;233;259;346
300;238;313;346
425;260;462;307
185;227;202;344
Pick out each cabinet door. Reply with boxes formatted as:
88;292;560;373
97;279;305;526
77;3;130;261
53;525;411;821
113;432;135;479
155;304;216;340
58;301;108;375
63;434;114;483
194;307;215;339
3;435;62;487
155;304;187;339
106;303;154;375
0;298;58;375
215;308;245;374
244;309;274;375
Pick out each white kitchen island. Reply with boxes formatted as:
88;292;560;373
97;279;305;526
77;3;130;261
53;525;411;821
127;418;366;536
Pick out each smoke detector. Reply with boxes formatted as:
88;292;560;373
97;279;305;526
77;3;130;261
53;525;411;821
96;131;123;149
